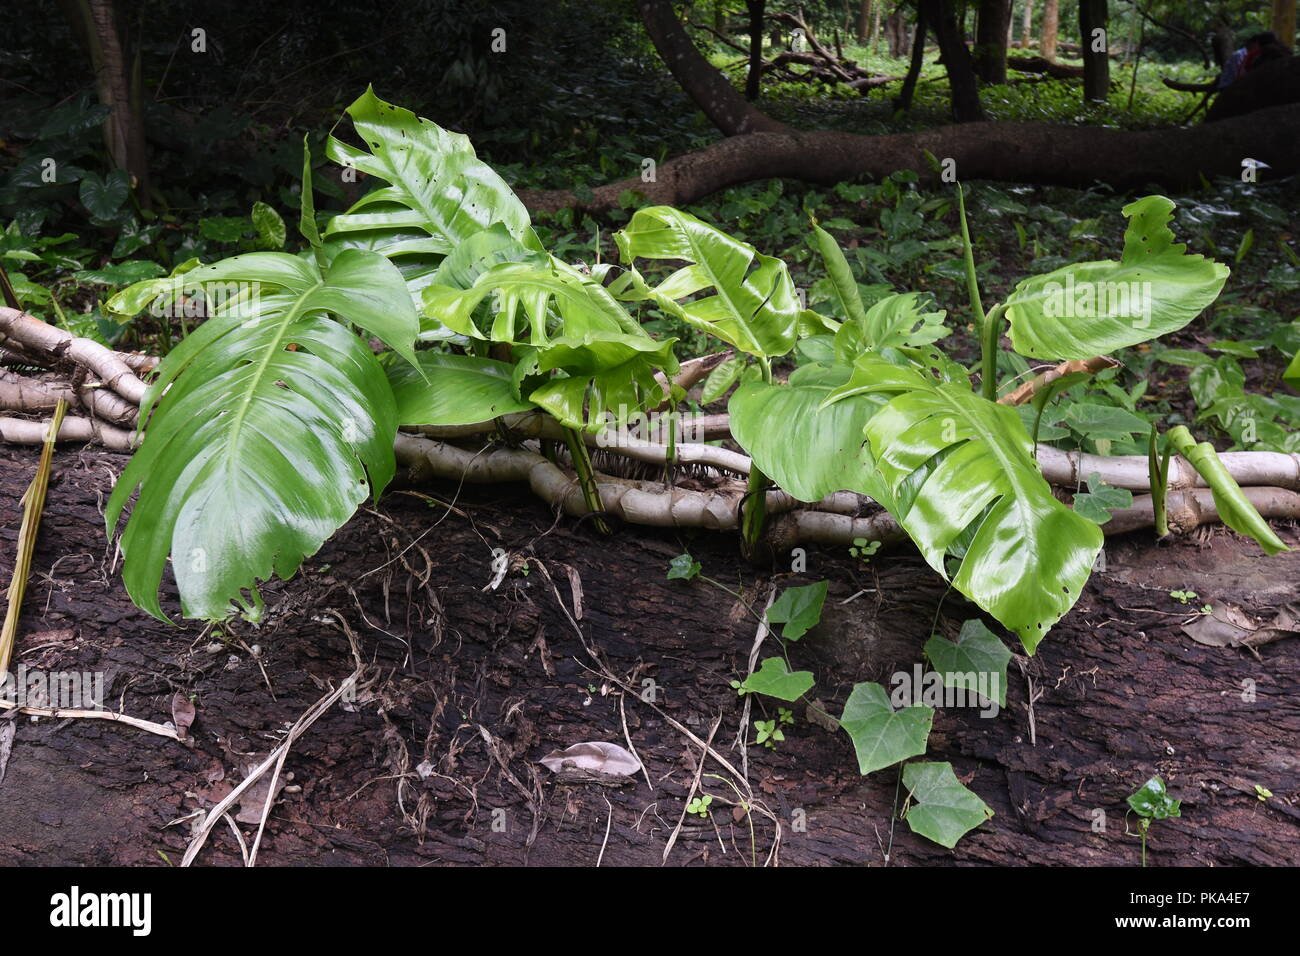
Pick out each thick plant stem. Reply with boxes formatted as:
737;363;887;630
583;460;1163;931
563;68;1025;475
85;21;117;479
562;426;610;534
1148;427;1170;538
981;303;1006;402
740;465;771;559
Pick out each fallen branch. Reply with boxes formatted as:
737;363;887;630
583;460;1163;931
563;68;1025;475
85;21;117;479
997;355;1121;407
0;699;181;739
0;307;148;405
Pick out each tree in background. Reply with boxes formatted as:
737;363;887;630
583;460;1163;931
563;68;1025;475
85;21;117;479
1274;0;1297;48
1080;0;1109;101
1041;0;1059;60
974;0;1013;83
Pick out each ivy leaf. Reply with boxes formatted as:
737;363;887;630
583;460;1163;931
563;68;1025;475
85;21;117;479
839;681;933;775
923;619;1011;708
1071;472;1134;526
1127;776;1181;820
765;581;828;641
902;762;995;848
252;201;286;250
666;553;701;580
739;657;815;701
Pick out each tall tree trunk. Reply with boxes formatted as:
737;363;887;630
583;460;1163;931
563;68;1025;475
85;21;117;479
745;0;766;100
1040;0;1059;60
871;0;882;45
1274;0;1297;48
895;2;930;111
974;0;1012;83
857;0;872;43
1021;0;1034;48
923;0;986;120
1079;0;1109;102
636;0;787;135
61;0;150;206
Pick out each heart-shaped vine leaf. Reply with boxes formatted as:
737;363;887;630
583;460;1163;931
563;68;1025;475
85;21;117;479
739;657;815;701
839;681;933;775
1127;776;1181;820
902;761;995;848
922;619;1011;708
765;581;828;641
1005;196;1229;359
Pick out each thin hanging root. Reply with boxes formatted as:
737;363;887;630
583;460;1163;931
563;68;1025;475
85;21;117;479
1;400;66;675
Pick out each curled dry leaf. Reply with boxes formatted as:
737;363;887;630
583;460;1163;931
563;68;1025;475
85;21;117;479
539;741;642;776
170;691;196;739
1182;601;1300;650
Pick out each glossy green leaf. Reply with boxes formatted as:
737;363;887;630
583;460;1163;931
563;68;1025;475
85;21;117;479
1127;776;1181;820
667;553;700;580
700;355;744;404
739;657;815;701
765;581;828;641
810;220;867;326
251;201;286;250
825;355;1103;651
902;762;995;848
1167;426;1289;555
104;248;419;621
614;206;801;358
79;169;130;220
385;352;535;425
730;363;891;505
839;681;933;775
1285;351;1300;390
923;619;1011;708
1005;196;1229;359
323;87;542;272
833;292;948;358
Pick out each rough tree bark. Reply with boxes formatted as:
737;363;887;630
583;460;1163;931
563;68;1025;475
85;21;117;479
922;0;986;120
635;0;787;135
1040;0;1058;60
745;0;766;101
1020;0;1034;49
974;0;1013;83
894;2;930;111
1079;0;1109;102
857;0;872;43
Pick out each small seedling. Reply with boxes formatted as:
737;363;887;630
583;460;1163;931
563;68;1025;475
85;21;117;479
1169;589;1198;604
849;537;881;563
778;707;795;726
1255;784;1272;802
686;794;713;818
754;718;784;749
1126;776;1181;867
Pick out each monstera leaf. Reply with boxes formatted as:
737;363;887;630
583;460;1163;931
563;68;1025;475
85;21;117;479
385;352;536;426
730;363;891;506
614;206;803;358
104;249;419;621
1004;196;1229;359
421;258;646;345
825;355;1103;651
323;87;542;293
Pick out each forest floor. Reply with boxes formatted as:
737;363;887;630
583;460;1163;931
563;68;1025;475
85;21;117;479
1;441;1298;866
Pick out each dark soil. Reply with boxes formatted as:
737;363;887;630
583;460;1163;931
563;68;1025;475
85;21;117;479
1;442;1298;866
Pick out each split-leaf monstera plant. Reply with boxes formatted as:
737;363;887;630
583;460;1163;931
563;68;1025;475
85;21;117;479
105;89;1285;659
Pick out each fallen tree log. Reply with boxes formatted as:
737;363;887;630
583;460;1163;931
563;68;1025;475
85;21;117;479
518;103;1300;214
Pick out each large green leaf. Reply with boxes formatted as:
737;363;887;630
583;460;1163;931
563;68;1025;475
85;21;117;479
1284;351;1300;390
902;762;994;848
923;619;1011;708
1004;196;1229;359
730;363;891;505
614;206;802;358
1167;426;1289;555
104;248;418;621
832;292;948;356
385;352;535;425
323;87;542;286
825;356;1103;651
839;681;933;775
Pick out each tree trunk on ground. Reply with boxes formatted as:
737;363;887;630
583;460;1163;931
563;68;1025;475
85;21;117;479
1079;0;1109;102
922;0;986;120
857;0;871;43
1020;0;1034;48
1274;0;1297;49
636;0;787;135
517;104;1300;213
895;2;930;111
745;0;766;100
975;0;1013;83
1040;0;1058;60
